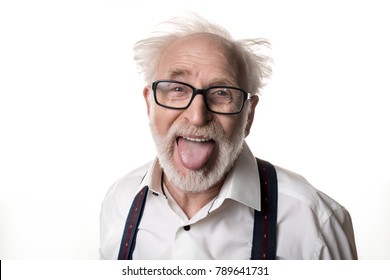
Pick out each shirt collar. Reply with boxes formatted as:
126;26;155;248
217;142;261;211
138;159;164;195
140;141;261;211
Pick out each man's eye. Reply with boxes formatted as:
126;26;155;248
210;89;232;97
215;90;228;96
171;87;185;92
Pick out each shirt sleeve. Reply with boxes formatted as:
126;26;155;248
317;206;358;259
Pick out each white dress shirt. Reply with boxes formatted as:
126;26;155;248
100;142;357;259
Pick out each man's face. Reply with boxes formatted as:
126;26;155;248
144;34;258;192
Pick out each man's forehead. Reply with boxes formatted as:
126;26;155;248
157;33;241;83
166;67;237;86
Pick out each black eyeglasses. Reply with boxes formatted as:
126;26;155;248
151;80;251;115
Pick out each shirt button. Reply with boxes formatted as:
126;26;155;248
183;225;191;231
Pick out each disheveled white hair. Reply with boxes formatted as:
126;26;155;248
133;13;272;95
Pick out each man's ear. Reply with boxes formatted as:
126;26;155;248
143;86;151;117
245;95;259;137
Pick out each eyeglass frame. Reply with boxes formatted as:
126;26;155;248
151;80;252;115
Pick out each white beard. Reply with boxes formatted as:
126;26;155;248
149;108;248;193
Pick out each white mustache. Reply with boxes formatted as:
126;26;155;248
166;121;225;143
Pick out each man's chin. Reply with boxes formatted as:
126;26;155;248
159;155;228;193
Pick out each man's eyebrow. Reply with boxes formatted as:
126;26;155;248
167;68;188;79
208;77;237;87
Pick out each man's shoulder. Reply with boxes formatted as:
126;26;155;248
274;165;346;217
116;162;152;186
102;161;152;205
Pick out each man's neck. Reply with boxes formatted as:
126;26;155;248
163;176;224;219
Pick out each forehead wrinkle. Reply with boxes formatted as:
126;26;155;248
167;67;237;87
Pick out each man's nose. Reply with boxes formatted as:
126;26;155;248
182;94;212;126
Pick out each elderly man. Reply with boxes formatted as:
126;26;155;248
100;15;357;260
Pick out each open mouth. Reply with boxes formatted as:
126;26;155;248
176;136;215;170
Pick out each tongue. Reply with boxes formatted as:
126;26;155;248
177;137;215;170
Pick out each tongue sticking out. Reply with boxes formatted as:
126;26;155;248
177;137;215;170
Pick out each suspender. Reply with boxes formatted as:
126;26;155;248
118;186;148;260
118;158;278;260
251;158;278;260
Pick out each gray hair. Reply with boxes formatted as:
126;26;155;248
133;14;272;95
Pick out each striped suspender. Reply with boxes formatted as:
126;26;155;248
251;158;278;260
118;186;148;260
118;158;278;260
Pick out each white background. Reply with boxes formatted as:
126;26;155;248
0;0;389;260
